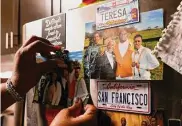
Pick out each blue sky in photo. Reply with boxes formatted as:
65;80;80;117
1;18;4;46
36;55;47;61
69;51;83;62
85;22;95;33
130;9;164;31
85;9;164;32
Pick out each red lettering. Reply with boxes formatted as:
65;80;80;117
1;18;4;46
103;82;137;91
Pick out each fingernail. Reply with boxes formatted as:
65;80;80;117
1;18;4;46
74;97;80;104
54;45;62;50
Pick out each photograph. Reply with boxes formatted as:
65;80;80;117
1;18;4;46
106;109;164;126
68;51;89;106
33;51;69;108
83;9;164;80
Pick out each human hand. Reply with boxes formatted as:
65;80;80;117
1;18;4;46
100;51;104;56
132;62;136;67
135;63;140;69
10;36;66;96
50;98;97;126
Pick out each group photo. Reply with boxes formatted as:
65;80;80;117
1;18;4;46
33;51;89;108
33;68;69;108
68;51;89;106
83;9;164;80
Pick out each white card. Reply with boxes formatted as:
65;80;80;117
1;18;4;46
90;79;151;114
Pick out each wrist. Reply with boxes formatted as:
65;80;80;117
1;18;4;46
10;74;27;97
1;83;16;111
6;79;24;102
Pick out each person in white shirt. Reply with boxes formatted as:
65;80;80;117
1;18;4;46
74;67;88;103
132;34;160;80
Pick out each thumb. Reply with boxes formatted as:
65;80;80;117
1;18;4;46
68;98;82;117
73;105;98;126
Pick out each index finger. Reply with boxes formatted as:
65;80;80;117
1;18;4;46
22;36;52;47
24;41;61;54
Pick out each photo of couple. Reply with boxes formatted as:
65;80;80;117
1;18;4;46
83;9;163;80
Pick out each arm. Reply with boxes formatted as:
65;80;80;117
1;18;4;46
50;85;56;105
55;82;62;105
42;82;49;103
139;49;160;70
131;52;136;67
113;45;119;63
80;79;88;95
1;82;16;111
147;49;160;70
69;69;75;84
1;36;65;112
84;48;90;63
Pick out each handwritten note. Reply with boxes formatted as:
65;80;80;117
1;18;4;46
42;13;66;47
